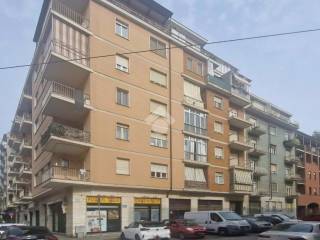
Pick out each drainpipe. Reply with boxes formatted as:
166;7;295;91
268;124;272;202
168;19;173;197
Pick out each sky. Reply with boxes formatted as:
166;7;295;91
0;0;320;136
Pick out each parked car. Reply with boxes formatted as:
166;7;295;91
258;222;320;240
254;215;283;225
168;219;206;239
184;211;251;235
0;226;57;240
244;217;272;233
0;225;25;237
120;221;170;240
255;213;300;224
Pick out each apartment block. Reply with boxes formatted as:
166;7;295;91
2;0;310;236
295;132;320;218
0;134;8;214
246;95;299;215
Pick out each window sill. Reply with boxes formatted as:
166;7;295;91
115;68;129;74
116;138;129;142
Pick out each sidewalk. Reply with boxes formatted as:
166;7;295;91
56;232;120;240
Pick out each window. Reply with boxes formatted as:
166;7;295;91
116;158;130;175
271;183;278;192
150;37;166;57
184;136;207;162
284;131;290;141
271;164;277;174
214;147;224;160
186;57;193;70
116;55;129;72
117;88;129;106
185;167;206;182
309;187;312;195
151;164;168;179
308;171;311;180
150;69;167;87
33;117;39;134
150;100;167;117
115;19;129;39
214;96;223;109
196;62;203;76
116;123;129;140
314;188;317;195
150;132;167;148
208;61;217;76
184;108;207;135
269;144;277;155
269;126;277;136
314;172;317;180
214;121;223;134
215;172;224;184
248;117;257;126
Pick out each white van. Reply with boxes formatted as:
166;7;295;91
184;211;251;235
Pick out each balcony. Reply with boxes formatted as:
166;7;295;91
184;124;207;137
252;189;269;196
41;166;90;186
41;122;91;155
296;160;305;168
12;137;23;151
51;0;89;29
285;174;302;182
284;155;298;165
12;116;22;132
184;152;209;167
18;190;32;202
8;168;20;176
230;167;253;193
207;74;231;93
19;113;32;133
12;157;27;167
285;191;299;199
42;81;91;123
19;138;32;156
13;176;31;186
229;135;252;151
248;145;267;157
248;125;267;137
283;138;301;149
253;167;268;177
19;166;32;178
184;180;208;190
183;95;204;110
229;114;252;129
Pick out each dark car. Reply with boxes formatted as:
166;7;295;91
255;215;283;225
1;226;58;240
244;217;272;233
169;219;206;239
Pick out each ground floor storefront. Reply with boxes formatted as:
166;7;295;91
297;194;320;219
26;187;251;236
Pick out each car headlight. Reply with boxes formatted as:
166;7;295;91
186;227;194;232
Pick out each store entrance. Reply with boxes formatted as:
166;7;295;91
50;202;66;233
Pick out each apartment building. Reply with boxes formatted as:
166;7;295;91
0;0;256;235
295;132;320;218
0;134;8;214
245;95;299;215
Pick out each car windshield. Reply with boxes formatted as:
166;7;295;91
275;214;291;221
219;212;242;221
180;220;198;226
273;223;313;233
141;222;164;228
7;227;24;236
22;227;50;235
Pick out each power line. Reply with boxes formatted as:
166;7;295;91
1;27;320;70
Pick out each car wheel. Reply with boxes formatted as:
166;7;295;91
179;233;185;239
135;234;141;240
120;233;127;240
218;228;228;236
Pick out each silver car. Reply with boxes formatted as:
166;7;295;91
258;222;320;240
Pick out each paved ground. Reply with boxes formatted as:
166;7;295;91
56;233;259;240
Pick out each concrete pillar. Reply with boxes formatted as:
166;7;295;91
72;191;86;237
122;196;134;229
191;198;198;212
161;198;169;220
243;195;250;215
223;199;230;211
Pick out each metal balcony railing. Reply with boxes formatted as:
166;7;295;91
44;81;90;105
184;152;207;163
184;124;207;136
41;122;90;146
52;0;89;28
183;95;204;109
231;85;250;100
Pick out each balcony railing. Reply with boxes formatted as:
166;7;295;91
21;113;32;122
184;180;208;190
40;166;90;184
184;124;207;136
284;155;298;164
52;0;89;28
231;86;250;100
184;152;207;163
207;74;231;92
41;122;90;146
253;167;268;177
44;81;90;105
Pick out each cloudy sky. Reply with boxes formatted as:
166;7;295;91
0;0;320;136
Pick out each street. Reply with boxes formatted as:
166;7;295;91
57;233;259;240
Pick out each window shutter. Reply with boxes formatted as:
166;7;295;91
150;101;167;117
184;81;202;102
150;70;167;86
116;159;129;175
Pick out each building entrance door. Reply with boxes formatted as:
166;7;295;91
230;201;243;215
